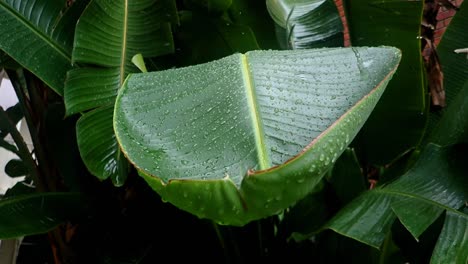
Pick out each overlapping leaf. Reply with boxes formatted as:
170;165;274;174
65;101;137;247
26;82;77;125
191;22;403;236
64;0;177;184
114;47;401;225
0;0;88;94
266;0;343;49
327;144;468;262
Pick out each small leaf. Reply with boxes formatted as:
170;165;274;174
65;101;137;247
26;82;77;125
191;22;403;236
5;159;28;178
267;0;344;49
0;103;23;139
391;198;444;240
131;54;148;73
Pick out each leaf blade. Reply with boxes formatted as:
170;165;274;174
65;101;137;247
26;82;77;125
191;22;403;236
115;47;401;225
0;0;83;94
0;192;86;239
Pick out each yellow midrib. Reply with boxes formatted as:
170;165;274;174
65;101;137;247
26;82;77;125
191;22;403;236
120;0;128;85
240;54;271;170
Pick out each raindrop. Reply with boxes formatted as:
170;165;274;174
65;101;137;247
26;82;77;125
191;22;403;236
319;154;325;161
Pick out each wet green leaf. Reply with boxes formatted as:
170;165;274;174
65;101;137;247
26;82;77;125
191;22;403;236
115;47;401;225
66;0;177;185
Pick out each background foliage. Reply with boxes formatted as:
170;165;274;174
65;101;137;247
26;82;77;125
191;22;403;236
0;0;466;263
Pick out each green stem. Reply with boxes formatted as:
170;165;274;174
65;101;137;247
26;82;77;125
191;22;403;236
257;220;264;257
379;231;392;264
212;221;229;261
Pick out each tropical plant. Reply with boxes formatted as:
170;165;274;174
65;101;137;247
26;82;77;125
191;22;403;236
0;0;466;263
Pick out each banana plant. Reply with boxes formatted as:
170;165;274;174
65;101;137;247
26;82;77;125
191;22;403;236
114;46;402;225
64;0;178;186
292;4;468;263
0;0;88;95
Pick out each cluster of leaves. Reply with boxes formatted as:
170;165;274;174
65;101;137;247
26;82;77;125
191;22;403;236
0;0;466;263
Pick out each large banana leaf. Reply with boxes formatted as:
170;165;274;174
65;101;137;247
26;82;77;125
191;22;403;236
114;47;401;225
266;0;343;49
345;0;427;165
64;0;177;185
0;193;86;239
326;143;468;262
0;0;88;95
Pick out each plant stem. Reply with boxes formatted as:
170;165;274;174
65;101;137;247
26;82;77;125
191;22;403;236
0;107;43;191
212;221;229;262
257;220;264;257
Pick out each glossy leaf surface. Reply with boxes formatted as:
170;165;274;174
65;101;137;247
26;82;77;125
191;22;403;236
115;47;401;225
327;144;468;261
0;0;87;94
0;193;86;239
65;0;177;184
345;0;426;164
267;0;343;49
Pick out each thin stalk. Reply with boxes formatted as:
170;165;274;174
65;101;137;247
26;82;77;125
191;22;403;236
257;220;264;257
0;107;44;191
212;221;229;261
379;232;392;264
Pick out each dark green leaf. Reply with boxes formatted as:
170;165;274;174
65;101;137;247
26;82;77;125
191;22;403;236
430;81;468;145
327;144;468;249
327;148;366;204
115;47;401;225
66;0;178;185
227;0;279;50
267;0;343;49
0;0;86;94
0;193;87;239
391;198;444;240
76;106;120;181
5;159;28;178
184;0;232;13
280;181;328;239
431;211;468;264
345;0;427;165
174;11;260;66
